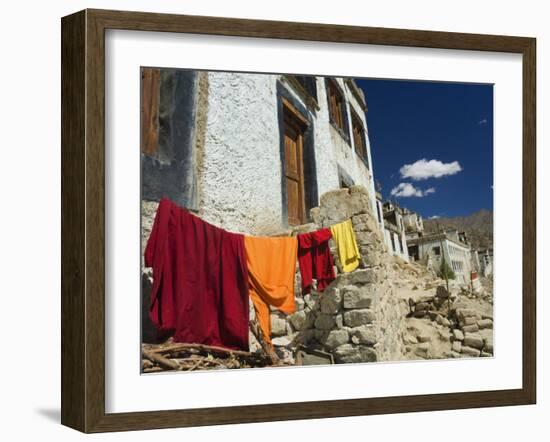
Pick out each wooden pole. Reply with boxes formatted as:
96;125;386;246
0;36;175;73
249;318;281;365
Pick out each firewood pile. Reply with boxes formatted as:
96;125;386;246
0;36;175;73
141;341;282;373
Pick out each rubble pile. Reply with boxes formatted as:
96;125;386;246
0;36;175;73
448;303;494;358
141;340;276;373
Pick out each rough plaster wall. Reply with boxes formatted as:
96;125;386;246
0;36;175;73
199;72;283;235
307;80;340;199
362;131;378;216
384;229;392;255
401;232;409;261
347;84;378;216
146;72;378;236
315;79;376;215
196;73;376;234
194;71;209;211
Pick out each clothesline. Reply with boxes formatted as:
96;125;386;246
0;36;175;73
145;198;362;352
181;201;356;242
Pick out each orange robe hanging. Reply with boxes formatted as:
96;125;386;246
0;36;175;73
244;236;298;344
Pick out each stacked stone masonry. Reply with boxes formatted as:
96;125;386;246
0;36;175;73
265;186;411;364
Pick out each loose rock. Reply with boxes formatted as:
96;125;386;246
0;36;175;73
343;309;376;327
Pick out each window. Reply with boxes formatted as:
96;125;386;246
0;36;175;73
376;201;382;224
399;237;404;254
433;246;441;256
326;79;347;133
285;75;318;109
293;76;317;101
390;234;396;252
351;110;369;168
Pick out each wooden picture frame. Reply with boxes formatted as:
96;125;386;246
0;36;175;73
61;8;536;433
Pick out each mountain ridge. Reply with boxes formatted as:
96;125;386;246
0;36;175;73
423;209;493;250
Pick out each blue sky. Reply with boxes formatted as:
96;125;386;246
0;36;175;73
355;78;493;219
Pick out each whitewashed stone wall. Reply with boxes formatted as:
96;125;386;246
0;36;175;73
195;72;377;235
198;72;284;235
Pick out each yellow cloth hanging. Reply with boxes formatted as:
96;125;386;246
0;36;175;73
330;219;361;273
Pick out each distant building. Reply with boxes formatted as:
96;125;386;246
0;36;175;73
407;228;473;286
374;189;385;231
471;249;481;273
402;207;424;240
382;201;409;261
478;248;494;277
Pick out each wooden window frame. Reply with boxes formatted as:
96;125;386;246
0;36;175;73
350;108;370;169
284;74;319;110
140;68;160;155
326;78;350;142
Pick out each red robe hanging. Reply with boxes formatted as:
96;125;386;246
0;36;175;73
144;198;249;350
297;228;336;294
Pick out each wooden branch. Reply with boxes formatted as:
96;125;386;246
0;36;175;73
142;366;164;373
249;319;280;365
150;342;255;359
142;350;180;371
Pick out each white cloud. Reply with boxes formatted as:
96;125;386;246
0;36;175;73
429;215;441;219
478;118;488;125
390;183;436;198
424;187;436;195
399;159;462;181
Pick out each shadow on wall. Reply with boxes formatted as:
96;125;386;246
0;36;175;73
141;273;163;344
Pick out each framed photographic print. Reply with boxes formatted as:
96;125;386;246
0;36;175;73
61;9;536;433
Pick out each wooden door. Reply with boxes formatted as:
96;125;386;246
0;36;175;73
141;68;160;155
284;110;306;226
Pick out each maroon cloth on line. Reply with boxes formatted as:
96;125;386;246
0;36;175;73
144;198;249;350
297;228;336;294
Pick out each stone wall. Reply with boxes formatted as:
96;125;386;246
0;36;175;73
449;303;494;358
268;185;411;364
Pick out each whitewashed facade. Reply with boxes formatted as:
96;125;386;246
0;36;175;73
402;208;425;240
407;232;473;285
141;69;378;236
382;201;409;262
478;248;494;277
